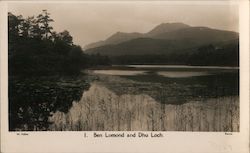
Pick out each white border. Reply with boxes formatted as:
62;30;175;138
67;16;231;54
0;1;249;153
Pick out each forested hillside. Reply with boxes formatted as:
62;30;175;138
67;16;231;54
84;23;239;66
8;10;110;76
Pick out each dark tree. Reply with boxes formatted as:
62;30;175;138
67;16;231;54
8;10;110;76
8;12;23;40
37;10;54;40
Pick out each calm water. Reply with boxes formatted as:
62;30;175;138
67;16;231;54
93;70;146;76
157;71;209;78
126;65;239;70
9;65;239;131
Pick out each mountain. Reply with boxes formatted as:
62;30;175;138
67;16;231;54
84;22;190;49
84;22;239;66
108;38;239;66
85;38;172;56
83;40;107;50
145;22;190;37
84;32;143;49
105;32;144;44
85;26;238;56
153;27;238;43
187;38;239;66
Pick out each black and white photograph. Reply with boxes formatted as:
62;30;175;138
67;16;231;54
1;1;250;153
7;2;240;132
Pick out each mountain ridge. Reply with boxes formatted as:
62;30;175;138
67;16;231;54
84;23;238;56
84;22;192;50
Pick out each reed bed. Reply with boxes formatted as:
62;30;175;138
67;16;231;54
49;83;239;131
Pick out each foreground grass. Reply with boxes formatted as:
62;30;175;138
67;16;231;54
49;75;239;131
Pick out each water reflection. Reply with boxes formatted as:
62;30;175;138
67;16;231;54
112;71;239;104
9;76;91;131
127;65;239;70
93;70;146;76
49;82;239;131
9;66;239;131
157;71;209;78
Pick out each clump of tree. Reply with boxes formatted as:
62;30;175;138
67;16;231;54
108;40;239;67
8;10;110;76
187;42;239;66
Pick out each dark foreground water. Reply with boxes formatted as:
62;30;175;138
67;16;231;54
9;65;239;131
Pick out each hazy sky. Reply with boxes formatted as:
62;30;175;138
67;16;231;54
8;2;239;47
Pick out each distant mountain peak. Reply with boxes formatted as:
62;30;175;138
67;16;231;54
84;31;144;50
84;22;238;51
146;22;191;36
105;31;143;44
158;22;189;26
113;31;125;35
106;32;124;40
107;31;140;39
111;31;142;36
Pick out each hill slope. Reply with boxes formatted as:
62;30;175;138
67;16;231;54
84;32;144;49
84;22;239;66
84;22;190;49
85;27;238;56
109;38;239;66
146;22;190;37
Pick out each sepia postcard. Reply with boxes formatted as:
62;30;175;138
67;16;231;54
0;0;249;153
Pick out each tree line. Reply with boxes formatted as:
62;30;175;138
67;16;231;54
109;42;239;66
8;10;110;76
